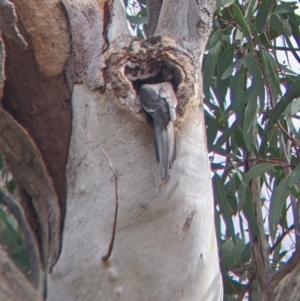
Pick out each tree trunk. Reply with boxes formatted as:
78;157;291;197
0;0;223;300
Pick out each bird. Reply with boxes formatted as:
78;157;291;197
140;82;177;182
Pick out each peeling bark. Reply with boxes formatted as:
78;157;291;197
0;0;222;300
11;0;71;76
0;108;62;271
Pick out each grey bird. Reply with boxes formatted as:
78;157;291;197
140;82;177;181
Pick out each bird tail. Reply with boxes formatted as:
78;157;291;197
154;121;176;180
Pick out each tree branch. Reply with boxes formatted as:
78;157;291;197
146;0;163;37
247;122;271;289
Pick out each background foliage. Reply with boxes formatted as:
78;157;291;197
204;1;300;299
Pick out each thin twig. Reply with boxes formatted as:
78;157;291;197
101;149;119;262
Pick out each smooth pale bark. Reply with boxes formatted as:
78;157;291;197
47;83;222;300
0;0;223;300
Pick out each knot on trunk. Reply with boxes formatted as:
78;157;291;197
104;36;199;122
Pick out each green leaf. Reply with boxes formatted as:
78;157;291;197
223;276;245;294
244;163;278;183
221;57;246;80
244;53;265;109
240;242;251;264
283;17;292;37
256;0;274;32
263;75;300;139
213;175;235;239
221;238;245;269
212;120;239;151
231;68;246;124
244;0;258;24
269;177;290;239
233;127;247;150
238;180;247;211
278;15;292;37
288;165;300;188
231;3;253;51
270;14;284;32
285;97;300;139
203;42;222;100
243;89;258;150
225;177;238;215
242;188;260;237
274;1;298;14
207;120;220;151
261;50;281;104
127;16;147;24
288;11;300;49
208;29;223;49
216;44;236;101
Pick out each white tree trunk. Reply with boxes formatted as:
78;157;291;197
47;83;222;300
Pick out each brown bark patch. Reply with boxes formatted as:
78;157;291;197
12;0;71;76
2;34;71;216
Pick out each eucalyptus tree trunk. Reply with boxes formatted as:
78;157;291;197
0;0;223;300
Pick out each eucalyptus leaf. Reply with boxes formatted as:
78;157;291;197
212;120;239;151
243;163;278;183
213;175;235;240
216;44;236;101
230;68;246;124
274;1;298;14
127;15;147;24
288;11;300;49
207;120;220;151
203;42;222;100
270;14;284;32
288;165;300;188
221;57;245;80
208;29;223;49
264;75;300;138
284;97;300;139
244;0;258;24
243;189;260;237
269;177;290;239
256;0;274;32
223;276;245;295
261;50;281;103
231;4;253;51
243;90;258;150
238;178;248;211
244;53;265;108
221;238;245;269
